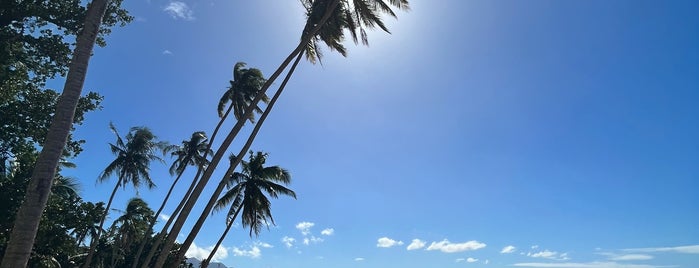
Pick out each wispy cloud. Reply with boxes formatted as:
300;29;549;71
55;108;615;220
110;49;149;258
513;262;671;268
185;242;228;262
159;213;170;221
163;1;194;20
528;250;569;260
354;257;365;261
320;228;334;236
623;245;699;254
456;258;465;263
502;245;517;254
282;236;295;248
377;237;404;248
296;222;315;236
303;236;323;245
425;239;486;253
162;50;172;55
407;239;426;250
467;257;478;263
598;253;653;261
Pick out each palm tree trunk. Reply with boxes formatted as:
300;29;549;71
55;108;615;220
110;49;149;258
139;105;233;268
0;1;109;267
172;50;305;268
83;175;123;268
130;169;186;268
201;207;241;268
154;3;340;267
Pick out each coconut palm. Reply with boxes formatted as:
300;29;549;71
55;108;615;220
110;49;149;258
158;2;409;266
0;1;110;266
109;198;154;268
201;152;295;268
82;123;167;268
131;131;211;268
142;64;268;268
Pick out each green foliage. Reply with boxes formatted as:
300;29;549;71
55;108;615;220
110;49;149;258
0;0;133;87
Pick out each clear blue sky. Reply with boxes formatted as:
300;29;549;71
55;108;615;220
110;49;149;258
59;0;698;267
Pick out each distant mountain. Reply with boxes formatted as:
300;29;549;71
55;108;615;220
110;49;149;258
185;257;229;268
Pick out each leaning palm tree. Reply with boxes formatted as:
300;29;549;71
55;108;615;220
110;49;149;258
141;64;267;268
158;2;409;266
201;152;296;268
0;1;110;267
82;123;167;268
131;131;211;268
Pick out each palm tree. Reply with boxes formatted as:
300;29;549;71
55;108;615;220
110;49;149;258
82;123;167;268
201;152;296;268
0;1;110;266
158;2;409;266
131;131;211;268
142;64;268;268
109;198;155;268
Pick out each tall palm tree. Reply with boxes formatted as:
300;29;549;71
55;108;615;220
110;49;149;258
131;131;211;268
0;1;110;266
82;123;167;268
143;63;268;268
158;2;409;266
201;152;295;268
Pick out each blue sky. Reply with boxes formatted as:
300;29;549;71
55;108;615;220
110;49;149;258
57;0;699;267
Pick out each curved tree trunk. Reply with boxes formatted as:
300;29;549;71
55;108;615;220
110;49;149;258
0;0;109;267
83;176;123;268
201;207;242;268
171;50;305;268
154;3;340;267
138;103;234;268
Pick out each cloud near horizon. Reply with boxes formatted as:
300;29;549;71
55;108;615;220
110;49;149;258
425;239;486;253
502;245;517;254
377;237;404;248
185;242;228;262
623;245;699;254
513;261;669;268
407;239;426;250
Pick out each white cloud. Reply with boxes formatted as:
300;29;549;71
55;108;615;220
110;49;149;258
456;258;465;263
528;250;569;260
513;262;669;268
159;213;170;221
321;228;334;236
425;239;486;253
282;236;295;248
407;239;426;250
598;253;653;261
624;245;699;254
485;259;490;264
255;241;273;248
163;1;194;20
354;257;365;261
232;246;261;259
303;236;323;245
162;50;172;55
185;242;228;262
296;222;315;236
377;237;404;248
502;245;517;254
467;257;478;263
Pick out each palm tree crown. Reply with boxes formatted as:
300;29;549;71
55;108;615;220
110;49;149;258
167;131;212;176
218;62;269;124
216;151;296;237
100;123;168;191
